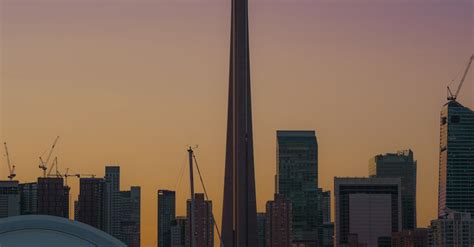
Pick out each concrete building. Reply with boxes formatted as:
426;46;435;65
186;193;213;247
370;150;417;230
117;186;141;247
37;177;69;218
257;212;266;247
158;190;176;247
276;130;321;246
0;180;20;218
105;166;120;236
428;209;474;247
19;182;37;215
171;216;187;247
265;194;292;247
77;178;106;231
392;228;428;247
335;177;402;247
438;100;474;217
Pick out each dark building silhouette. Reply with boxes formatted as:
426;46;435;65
370;150;417;230
0;180;20;218
171;216;187;247
186;193;213;247
276;130;321;246
265;194;292;247
221;0;258;245
438;100;474;217
392;228;428;247
19;182;37;215
105;166;120;236
158;190;176;247
37;177;69;218
118;186;141;247
257;212;266;247
77;178;106;230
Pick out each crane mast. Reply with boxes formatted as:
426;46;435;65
448;54;474;101
39;136;60;177
3;142;16;181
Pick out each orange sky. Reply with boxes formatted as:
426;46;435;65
1;0;473;246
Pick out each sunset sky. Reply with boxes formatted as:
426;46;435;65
1;0;473;246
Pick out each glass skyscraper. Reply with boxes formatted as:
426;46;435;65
438;100;474;217
158;190;176;247
369;150;417;230
276;130;321;246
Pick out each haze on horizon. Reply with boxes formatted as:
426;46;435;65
1;0;473;246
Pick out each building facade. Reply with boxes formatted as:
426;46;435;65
19;182;37;215
186;193;213;247
265;194;292;247
117;186;141;247
37;177;69;218
438;100;474;217
105;166;120;236
158;190;176;247
77;178;106;230
429;210;474;246
257;212;266;247
171;216;187;247
335;177;402;247
370;150;417;230
0;181;20;218
276;130;321;246
392;228;428;247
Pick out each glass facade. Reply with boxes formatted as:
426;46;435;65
158;190;176;247
438;101;474;217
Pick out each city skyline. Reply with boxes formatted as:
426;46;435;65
1;0;473;246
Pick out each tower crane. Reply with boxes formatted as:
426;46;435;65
47;157;62;178
447;54;474;101
3;142;16;181
39;136;60;177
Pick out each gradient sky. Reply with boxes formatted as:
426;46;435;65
1;0;473;246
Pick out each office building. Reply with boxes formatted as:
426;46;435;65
276;130;321;246
171;216;187;247
322;223;334;247
265;194;292;247
257;212;266;247
370;149;417;230
117;186;141;247
186;193;213;247
428;209;474;247
438;100;474;217
19;182;37;215
392;228;428;247
105;166;120;236
77;178;106;230
0;180;20;218
158;190;176;247
37;177;69;218
335;177;402;247
221;0;259;245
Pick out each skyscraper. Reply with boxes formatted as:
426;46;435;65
221;0;258;245
171;216;187;247
438;100;474;217
265;194;292;247
370;150;417;230
19;182;37;215
257;213;266;247
105;166;120;236
0;180;20;218
77;177;106;230
158;190;176;247
118;186;141;247
276;130;321;246
37;177;69;218
334;177;402;247
186;193;213;247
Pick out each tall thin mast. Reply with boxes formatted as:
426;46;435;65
188;147;197;247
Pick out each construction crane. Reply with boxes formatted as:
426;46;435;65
3;142;16;181
47;157;62;178
447;54;474;101
39;136;60;177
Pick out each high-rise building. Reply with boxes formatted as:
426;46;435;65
186;193;213;247
77;178;106;231
438;100;474;217
392;228;428;247
117;186;141;247
158;190;176;247
265;194;292;247
105;166;120;236
321;191;334;247
276;130;321;246
0;180;20;218
322;190;331;224
171;216;187;247
37;177;69;218
335;177;402;247
428;209;474;246
370;150;417;230
221;0;258;245
19;182;37;215
257;212;266;247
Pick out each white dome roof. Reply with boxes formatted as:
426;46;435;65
0;215;126;247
